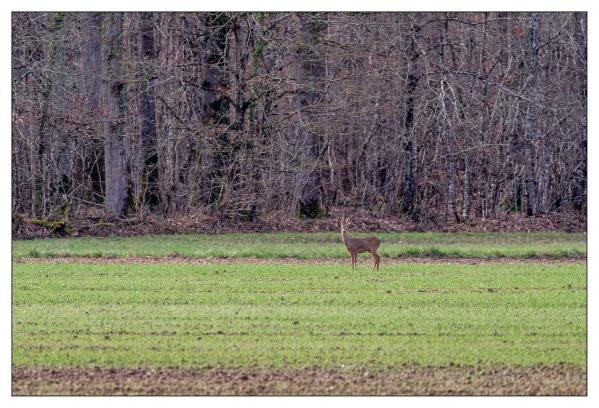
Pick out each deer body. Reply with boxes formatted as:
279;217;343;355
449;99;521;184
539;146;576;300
340;217;381;270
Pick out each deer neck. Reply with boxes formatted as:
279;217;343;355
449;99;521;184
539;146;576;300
340;228;348;245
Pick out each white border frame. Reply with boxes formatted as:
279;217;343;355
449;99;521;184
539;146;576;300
2;1;594;407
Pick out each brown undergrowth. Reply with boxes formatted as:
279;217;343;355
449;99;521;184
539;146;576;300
13;207;586;240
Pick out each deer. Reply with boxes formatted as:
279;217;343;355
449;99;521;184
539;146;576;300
339;216;381;270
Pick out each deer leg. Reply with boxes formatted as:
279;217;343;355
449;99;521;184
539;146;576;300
370;250;381;270
352;252;357;270
375;252;380;270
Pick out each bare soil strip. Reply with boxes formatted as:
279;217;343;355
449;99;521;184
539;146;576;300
12;256;586;265
12;365;586;396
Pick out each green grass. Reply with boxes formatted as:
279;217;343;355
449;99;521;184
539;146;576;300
12;231;586;259
13;262;586;369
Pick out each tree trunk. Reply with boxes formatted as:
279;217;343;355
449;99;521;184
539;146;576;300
572;12;586;211
82;12;104;203
401;17;420;219
227;15;252;131
524;13;540;217
83;13;102;113
139;12;159;210
33;12;65;217
296;13;326;218
438;16;460;222
102;12;129;216
440;81;460;223
462;152;470;219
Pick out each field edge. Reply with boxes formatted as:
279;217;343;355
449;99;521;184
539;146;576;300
12;364;587;396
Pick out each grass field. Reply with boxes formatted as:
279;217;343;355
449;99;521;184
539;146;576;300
12;231;586;259
12;232;587;395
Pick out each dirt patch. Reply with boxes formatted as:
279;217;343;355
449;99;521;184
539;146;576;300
12;364;586;396
13;255;586;265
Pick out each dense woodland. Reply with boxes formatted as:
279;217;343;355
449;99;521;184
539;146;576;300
12;12;587;228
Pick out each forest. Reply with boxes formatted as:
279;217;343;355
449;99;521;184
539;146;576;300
11;12;587;230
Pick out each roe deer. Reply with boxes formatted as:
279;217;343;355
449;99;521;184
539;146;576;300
339;216;381;270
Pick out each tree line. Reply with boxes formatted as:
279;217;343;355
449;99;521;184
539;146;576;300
12;12;587;224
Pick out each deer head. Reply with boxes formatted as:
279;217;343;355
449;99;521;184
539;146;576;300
339;215;351;241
